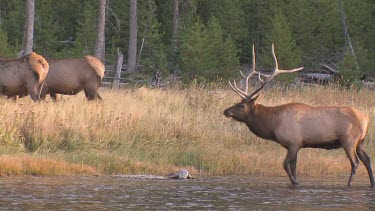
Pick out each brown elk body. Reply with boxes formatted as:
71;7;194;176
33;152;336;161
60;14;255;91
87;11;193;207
223;44;374;187
0;52;49;101
40;56;105;100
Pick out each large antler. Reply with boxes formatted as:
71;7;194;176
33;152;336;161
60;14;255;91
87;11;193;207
229;43;304;100
229;44;266;99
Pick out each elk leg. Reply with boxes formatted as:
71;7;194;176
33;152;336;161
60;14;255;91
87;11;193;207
343;145;359;187
290;154;298;179
284;146;299;185
356;144;375;187
50;93;58;101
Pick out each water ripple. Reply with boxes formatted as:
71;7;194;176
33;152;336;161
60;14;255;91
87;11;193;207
0;176;374;210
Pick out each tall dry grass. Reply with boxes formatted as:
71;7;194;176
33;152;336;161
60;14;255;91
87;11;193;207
0;84;374;178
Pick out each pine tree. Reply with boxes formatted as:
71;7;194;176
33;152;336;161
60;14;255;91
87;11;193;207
1;1;24;50
154;0;172;45
52;0;83;41
137;0;168;75
284;0;316;63
180;18;207;81
341;0;375;74
106;0;129;56
204;16;239;80
75;0;97;56
339;49;362;86
0;28;15;57
240;0;276;64
180;17;239;82
262;10;301;82
195;0;247;62
34;0;60;57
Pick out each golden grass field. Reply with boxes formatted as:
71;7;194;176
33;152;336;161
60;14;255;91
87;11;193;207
0;84;374;180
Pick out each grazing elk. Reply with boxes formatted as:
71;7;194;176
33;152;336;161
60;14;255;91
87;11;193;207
223;44;374;187
40;56;105;101
0;52;49;101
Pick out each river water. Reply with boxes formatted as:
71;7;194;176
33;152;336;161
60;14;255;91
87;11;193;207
0;175;374;210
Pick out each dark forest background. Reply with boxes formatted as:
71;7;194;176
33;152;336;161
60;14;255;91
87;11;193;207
0;0;374;83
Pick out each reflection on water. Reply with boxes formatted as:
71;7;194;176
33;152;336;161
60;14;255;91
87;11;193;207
0;176;374;210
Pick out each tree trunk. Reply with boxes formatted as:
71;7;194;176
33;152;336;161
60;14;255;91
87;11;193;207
171;0;179;74
339;0;359;69
127;0;137;73
94;0;107;62
113;48;124;90
21;0;35;57
172;0;179;50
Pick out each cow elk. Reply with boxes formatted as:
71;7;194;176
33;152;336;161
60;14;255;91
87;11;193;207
0;52;49;101
223;44;374;187
40;56;105;101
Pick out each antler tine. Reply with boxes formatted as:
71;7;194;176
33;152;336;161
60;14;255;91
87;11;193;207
240;44;257;95
229;80;247;99
267;43;304;81
228;43;302;100
266;43;281;82
247;43;304;99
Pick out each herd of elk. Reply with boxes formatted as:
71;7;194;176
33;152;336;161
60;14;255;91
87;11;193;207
0;54;105;101
223;44;374;187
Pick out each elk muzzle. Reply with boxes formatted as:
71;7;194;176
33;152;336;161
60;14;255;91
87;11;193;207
223;108;235;118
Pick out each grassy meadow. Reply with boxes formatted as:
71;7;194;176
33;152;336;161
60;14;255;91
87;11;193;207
0;84;375;179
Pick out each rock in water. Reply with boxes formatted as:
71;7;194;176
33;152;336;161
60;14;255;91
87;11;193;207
167;169;193;179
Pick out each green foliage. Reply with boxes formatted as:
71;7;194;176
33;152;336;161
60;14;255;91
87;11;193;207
180;17;239;82
352;41;372;76
107;0;129;53
180;19;207;81
284;0;316;62
137;0;168;75
262;10;301;82
195;0;247;60
0;0;374;82
73;0;97;56
342;0;375;74
34;0;60;57
204;17;239;79
154;0;172;45
338;50;362;86
0;29;16;57
1;2;24;50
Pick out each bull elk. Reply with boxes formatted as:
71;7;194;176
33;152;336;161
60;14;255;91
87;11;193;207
223;44;374;187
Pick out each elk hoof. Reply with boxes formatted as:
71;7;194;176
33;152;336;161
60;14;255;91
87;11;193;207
291;180;299;185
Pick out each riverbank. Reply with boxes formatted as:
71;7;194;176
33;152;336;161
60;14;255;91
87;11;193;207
0;85;374;177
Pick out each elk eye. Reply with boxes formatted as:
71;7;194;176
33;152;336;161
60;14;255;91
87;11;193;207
239;104;246;109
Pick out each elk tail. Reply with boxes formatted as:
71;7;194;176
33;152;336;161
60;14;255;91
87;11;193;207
85;55;105;80
28;52;49;84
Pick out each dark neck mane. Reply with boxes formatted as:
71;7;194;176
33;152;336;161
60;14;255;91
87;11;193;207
245;104;281;141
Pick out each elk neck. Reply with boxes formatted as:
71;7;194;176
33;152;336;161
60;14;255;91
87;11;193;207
245;103;279;141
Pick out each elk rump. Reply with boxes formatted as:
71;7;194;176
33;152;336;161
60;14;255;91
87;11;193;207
0;52;49;101
41;56;105;100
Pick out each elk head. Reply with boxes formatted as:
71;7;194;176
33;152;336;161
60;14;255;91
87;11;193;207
223;44;303;122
